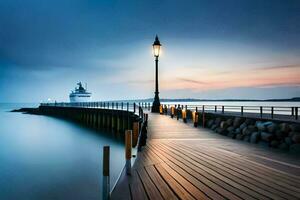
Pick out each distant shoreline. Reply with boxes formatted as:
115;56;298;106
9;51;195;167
134;97;300;102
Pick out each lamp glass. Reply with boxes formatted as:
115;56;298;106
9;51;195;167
153;44;160;57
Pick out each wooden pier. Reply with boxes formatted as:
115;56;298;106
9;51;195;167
111;113;300;200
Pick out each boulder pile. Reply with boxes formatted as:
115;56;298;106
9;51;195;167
205;116;300;153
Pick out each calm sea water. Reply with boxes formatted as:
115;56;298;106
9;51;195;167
0;103;125;200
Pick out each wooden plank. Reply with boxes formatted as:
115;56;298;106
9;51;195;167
159;142;287;199
159;162;208;199
191;144;300;185
148;143;256;200
145;165;178;200
152;142;270;200
155;164;196;200
179;142;300;189
130;170;148;200
146;146;243;200
167;142;300;199
137;167;164;200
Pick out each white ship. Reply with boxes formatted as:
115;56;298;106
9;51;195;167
69;82;91;102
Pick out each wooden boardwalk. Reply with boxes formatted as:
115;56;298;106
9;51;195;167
111;113;300;200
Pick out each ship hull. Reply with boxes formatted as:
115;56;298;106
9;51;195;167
69;94;91;103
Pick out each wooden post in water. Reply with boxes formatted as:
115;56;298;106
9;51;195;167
132;122;139;147
133;103;136;114
241;106;244;116
125;130;132;175
102;146;110;200
260;106;263;119
222;106;224;114
202;105;205;128
215;105;217;112
271;107;274;119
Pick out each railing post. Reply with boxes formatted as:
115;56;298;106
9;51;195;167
271;107;274;119
241;106;244;116
102;146;110;200
194;112;198;127
215;105;217;112
196;106;198;112
133;103;136;113
222;106;224;114
125;130;132;175
171;106;175;118
260;106;263;119
296;107;298;120
292;107;294;116
112;102;114;109
182;109;187;123
132;122;139;147
121;102;123;110
127;102;129;111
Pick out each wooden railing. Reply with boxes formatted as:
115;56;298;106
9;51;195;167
160;104;299;121
40;101;152;121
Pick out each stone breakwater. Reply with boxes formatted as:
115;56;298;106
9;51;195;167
202;113;300;153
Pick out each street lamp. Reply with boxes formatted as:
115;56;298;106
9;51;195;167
151;35;161;113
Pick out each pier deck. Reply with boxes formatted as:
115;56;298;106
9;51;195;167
112;113;300;200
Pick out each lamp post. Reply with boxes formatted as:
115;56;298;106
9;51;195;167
151;35;161;113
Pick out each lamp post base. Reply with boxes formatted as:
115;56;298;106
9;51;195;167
151;94;160;113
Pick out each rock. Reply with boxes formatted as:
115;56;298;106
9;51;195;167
242;127;248;135
256;121;267;132
275;130;285;140
236;134;244;140
242;125;256;136
245;118;255;125
261;132;273;142
279;123;290;133
214;118;222;127
240;122;247;130
289;124;300;132
278;143;289;151
290;144;300;154
250;132;260;143
216;128;227;135
226;118;233;126
267;123;278;133
211;124;218;131
233;117;244;128
207;119;214;128
220;121;229;129
235;128;241;134
289;131;300;138
228;132;236;139
270;140;279;148
243;136;250;142
284;137;293;145
227;126;235;133
292;134;300;143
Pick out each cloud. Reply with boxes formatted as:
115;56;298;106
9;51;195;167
176;78;207;85
256;64;300;71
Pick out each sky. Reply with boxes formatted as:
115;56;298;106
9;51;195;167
0;0;300;102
